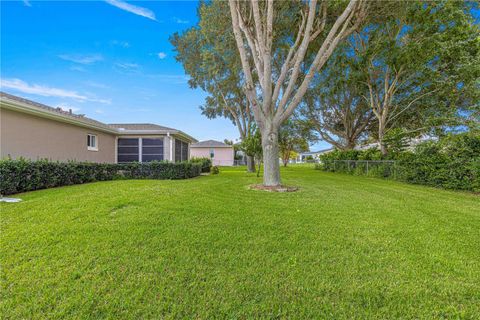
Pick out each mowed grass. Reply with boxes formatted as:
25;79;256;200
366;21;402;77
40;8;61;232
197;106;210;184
1;166;479;319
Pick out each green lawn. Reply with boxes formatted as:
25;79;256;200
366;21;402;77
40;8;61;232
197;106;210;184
1;166;479;319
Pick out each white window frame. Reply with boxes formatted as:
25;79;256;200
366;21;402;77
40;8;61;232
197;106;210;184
87;134;98;151
209;148;215;159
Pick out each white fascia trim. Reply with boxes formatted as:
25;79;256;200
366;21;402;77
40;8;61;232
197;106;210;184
191;146;233;149
120;130;197;143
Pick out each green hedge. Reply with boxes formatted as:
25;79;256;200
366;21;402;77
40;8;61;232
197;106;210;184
0;159;202;195
189;157;212;173
317;133;480;192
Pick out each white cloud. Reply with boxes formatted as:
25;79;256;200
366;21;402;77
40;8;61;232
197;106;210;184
115;62;139;70
70;66;87;72
147;74;189;84
173;17;189;24
105;0;156;21
59;54;103;65
0;78;110;104
157;52;167;59
84;81;110;89
23;0;31;7
95;109;105;114
111;40;130;48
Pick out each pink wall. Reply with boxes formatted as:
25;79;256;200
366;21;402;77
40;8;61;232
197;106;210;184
190;147;234;166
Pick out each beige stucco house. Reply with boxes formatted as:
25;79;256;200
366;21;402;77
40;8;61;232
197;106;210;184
0;92;197;163
190;140;234;166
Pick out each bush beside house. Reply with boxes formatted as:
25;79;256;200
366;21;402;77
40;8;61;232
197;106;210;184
189;157;212;173
0;159;202;195
317;133;480;192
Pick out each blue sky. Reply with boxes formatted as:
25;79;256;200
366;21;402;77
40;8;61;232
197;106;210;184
0;0;330;150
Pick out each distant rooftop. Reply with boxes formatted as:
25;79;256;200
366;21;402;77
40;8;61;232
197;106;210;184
300;148;334;155
191;140;232;148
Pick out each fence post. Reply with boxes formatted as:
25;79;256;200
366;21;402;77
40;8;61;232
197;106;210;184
333;160;336;172
366;161;369;175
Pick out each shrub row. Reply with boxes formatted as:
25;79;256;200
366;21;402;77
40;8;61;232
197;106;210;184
317;133;480;192
0;159;202;195
189;157;212;173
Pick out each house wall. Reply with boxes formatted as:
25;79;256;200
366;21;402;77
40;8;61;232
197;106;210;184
0;108;116;163
190;147;234;166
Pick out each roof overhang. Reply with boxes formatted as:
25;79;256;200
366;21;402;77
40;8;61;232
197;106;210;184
0;96;118;134
190;145;233;148
0;95;198;142
117;130;197;143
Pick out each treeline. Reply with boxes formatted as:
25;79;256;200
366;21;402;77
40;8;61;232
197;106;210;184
172;1;479;185
299;1;479;156
317;133;480;192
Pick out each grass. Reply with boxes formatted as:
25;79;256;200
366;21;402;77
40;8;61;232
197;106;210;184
1;166;479;319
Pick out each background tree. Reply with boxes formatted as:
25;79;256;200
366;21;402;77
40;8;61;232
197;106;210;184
351;1;480;155
278;119;310;167
241;129;263;177
301;45;373;150
228;0;369;186
171;3;256;172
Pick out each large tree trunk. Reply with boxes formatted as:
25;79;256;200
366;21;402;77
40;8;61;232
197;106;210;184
246;155;255;173
378;123;387;156
345;140;356;150
261;127;281;186
379;140;387;156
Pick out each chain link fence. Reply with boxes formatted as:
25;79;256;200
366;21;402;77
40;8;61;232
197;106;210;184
320;160;398;179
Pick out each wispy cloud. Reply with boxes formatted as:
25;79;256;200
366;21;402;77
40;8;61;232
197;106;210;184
23;0;31;7
114;62;141;75
1;78;111;104
105;0;156;21
147;74;189;84
70;66;87;72
173;17;189;24
110;40;130;48
115;62;139;69
157;52;167;59
59;54;103;65
84;81;110;89
95;109;105;114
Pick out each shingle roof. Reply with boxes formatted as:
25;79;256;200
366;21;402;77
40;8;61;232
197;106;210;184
191;140;232;148
0;91;197;142
108;123;175;131
0;91;114;132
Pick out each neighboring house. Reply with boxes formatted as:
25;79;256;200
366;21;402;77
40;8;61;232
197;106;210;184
0;92;196;163
190;140;234;166
294;148;334;163
354;135;436;151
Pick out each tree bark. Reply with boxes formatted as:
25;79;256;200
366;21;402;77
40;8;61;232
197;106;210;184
246;155;256;173
261;127;281;186
228;0;367;186
378;123;387;156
